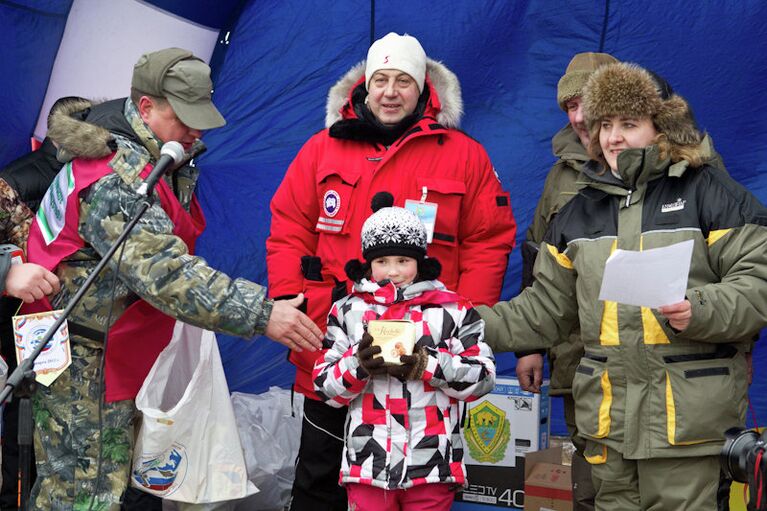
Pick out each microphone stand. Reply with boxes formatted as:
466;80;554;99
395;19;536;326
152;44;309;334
0;192;158;510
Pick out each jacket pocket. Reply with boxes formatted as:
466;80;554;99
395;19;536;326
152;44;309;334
303;279;336;329
572;355;620;440
663;348;747;445
415;176;466;247
315;167;361;235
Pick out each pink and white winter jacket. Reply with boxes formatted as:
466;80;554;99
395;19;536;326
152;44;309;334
313;278;496;490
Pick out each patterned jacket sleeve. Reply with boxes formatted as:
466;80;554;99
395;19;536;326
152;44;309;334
312;300;369;408
420;305;496;402
0;178;33;288
80;173;272;338
0;178;33;251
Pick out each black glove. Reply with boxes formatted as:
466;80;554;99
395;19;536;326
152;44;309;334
387;347;429;381
357;331;387;377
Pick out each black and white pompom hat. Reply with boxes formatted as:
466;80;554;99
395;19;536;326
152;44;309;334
344;191;442;283
361;192;427;261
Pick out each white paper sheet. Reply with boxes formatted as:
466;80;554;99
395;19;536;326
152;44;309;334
598;239;694;308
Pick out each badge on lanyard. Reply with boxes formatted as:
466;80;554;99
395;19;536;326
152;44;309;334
13;310;72;386
405;186;439;243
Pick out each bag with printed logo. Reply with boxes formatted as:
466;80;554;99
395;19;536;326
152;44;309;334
131;321;257;503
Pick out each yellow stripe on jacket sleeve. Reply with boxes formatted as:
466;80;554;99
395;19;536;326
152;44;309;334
707;228;731;247
546;243;573;269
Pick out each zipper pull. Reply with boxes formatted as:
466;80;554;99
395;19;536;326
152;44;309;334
625;189;633;208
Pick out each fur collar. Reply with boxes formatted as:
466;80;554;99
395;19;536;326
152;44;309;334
325;58;463;129
47;98;115;160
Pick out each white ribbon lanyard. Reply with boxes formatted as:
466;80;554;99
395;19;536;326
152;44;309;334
405;186;438;243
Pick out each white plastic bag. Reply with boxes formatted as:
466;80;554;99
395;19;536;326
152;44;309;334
131;322;257;503
230;388;303;511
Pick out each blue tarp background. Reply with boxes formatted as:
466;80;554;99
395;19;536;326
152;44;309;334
1;0;766;437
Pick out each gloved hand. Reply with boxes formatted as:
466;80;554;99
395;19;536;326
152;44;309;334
357;331;387;377
387;347;429;381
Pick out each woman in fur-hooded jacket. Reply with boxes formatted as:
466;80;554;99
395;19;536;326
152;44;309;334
478;63;767;511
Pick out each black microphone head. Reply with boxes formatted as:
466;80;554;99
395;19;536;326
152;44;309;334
160;141;185;164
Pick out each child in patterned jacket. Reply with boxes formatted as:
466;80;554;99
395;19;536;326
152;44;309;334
313;192;496;511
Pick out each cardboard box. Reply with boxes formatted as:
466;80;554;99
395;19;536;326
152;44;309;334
455;377;550;509
523;446;572;511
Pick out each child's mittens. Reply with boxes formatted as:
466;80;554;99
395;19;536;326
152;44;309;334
388;347;429;381
357;331;388;377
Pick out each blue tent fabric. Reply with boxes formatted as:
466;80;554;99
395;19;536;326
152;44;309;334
194;0;373;392
0;0;72;165
144;0;243;30
198;0;767;436
0;0;765;437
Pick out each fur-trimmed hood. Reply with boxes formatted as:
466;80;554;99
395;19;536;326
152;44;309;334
325;58;463;129
47;98;122;160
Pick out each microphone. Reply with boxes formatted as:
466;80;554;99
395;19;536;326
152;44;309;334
136;141;186;197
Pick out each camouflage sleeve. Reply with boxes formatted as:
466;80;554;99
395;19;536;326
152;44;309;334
79;173;272;339
0;178;33;251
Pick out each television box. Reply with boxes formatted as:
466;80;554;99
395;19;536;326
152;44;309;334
455;377;550;509
523;446;572;511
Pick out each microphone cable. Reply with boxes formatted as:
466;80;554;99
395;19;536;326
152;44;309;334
88;183;147;511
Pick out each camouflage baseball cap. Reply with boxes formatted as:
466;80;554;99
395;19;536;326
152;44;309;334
132;47;225;130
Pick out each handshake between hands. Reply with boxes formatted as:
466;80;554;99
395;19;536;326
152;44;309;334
265;293;324;352
357;331;428;381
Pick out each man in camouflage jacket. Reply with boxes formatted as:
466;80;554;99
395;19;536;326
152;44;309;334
25;48;322;510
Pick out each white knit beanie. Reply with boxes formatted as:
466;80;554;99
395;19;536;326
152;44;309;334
365;32;427;92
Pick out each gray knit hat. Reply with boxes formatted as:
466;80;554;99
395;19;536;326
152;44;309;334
557;52;618;110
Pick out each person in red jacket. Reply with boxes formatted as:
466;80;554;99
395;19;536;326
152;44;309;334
267;32;516;511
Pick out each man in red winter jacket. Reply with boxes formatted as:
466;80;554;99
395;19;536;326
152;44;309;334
267;32;516;511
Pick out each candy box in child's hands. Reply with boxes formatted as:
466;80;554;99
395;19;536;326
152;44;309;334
367;320;415;365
